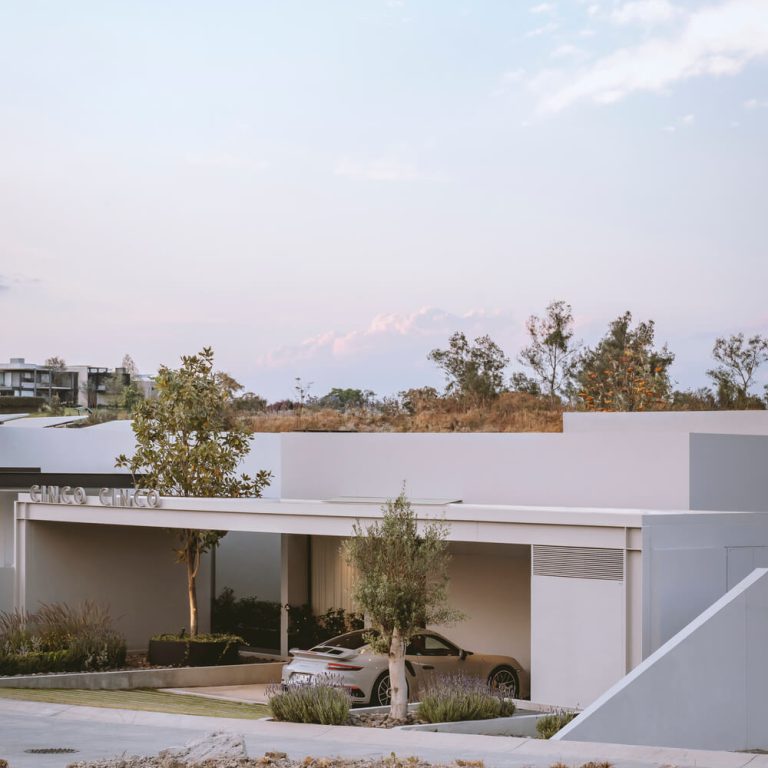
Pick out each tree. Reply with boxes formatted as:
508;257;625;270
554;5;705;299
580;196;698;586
116;347;271;635
316;388;375;411
707;333;768;410
428;332;509;404
343;489;460;720
45;356;67;370
573;311;674;411
516;300;580;402
121;354;139;376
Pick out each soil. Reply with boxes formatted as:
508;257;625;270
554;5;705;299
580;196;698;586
348;712;425;729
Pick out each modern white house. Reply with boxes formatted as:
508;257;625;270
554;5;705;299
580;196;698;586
2;412;768;718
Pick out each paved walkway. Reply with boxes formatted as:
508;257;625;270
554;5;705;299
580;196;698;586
161;683;271;704
0;698;765;768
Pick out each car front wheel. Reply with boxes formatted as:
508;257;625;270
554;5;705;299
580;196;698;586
488;665;519;699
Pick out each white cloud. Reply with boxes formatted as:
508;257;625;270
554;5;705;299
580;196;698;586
744;96;768;108
611;0;682;26
255;307;519;370
530;0;768;112
530;3;556;14
551;44;588;59
526;22;558;38
682;112;695;123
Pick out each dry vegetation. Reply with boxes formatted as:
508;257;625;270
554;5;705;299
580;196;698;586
239;393;563;434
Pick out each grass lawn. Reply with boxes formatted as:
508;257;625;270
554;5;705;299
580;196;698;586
0;687;270;719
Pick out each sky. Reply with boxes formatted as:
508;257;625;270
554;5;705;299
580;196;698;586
1;0;767;400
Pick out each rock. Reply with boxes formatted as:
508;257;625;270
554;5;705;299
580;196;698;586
158;732;247;766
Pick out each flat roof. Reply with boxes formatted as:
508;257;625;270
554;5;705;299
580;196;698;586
15;494;766;552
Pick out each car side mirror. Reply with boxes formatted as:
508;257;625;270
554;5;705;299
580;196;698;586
459;649;468;661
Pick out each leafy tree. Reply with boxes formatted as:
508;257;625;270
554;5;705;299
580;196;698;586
573;312;674;411
233;392;268;413
707;333;768;410
45;356;67;370
398;386;441;415
316;388;374;411
428;332;509;404
116;347;271;635
516;300;580;402
343;489;460;720
508;372;541;395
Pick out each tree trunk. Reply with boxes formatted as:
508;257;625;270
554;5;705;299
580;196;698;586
187;542;198;637
388;627;408;720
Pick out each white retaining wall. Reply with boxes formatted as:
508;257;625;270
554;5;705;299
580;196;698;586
555;568;768;751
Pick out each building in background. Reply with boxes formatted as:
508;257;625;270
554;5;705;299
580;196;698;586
0;358;155;408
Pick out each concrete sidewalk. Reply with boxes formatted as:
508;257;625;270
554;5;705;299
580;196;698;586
0;698;765;768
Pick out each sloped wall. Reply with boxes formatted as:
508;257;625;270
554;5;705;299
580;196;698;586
556;568;768;751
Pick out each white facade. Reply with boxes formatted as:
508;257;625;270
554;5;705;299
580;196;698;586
1;412;767;710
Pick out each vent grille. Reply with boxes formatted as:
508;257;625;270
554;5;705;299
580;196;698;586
532;545;624;581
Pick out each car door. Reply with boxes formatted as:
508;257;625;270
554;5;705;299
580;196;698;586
410;633;462;682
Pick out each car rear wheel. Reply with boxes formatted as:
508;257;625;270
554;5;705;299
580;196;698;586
488;665;519;698
371;671;409;707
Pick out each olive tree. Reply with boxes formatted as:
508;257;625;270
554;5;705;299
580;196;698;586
343;490;460;720
116;347;271;636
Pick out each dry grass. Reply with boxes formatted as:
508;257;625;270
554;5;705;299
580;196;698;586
243;393;563;434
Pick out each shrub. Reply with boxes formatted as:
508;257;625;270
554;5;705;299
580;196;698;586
0;602;126;675
267;676;350;725
212;587;364;651
417;673;516;724
536;710;578;739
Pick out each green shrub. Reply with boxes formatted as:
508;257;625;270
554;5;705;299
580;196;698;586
417;673;516;724
267;677;351;725
212;587;364;651
0;602;126;675
536;710;578;739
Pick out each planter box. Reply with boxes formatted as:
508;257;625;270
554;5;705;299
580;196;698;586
148;638;240;667
0;660;288;690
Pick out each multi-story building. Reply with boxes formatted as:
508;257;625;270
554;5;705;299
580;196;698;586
0;358;79;404
0;358;153;408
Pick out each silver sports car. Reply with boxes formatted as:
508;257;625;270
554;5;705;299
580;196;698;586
281;629;529;706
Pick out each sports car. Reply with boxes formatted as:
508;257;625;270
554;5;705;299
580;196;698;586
281;628;529;706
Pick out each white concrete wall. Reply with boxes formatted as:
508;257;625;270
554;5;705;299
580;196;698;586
308;537;532;670
642;512;768;654
0;424;282;494
0;491;15;566
690;434;768;512
279;433;691;509
433;542;531;670
215;532;281;602
18;520;211;650
556;568;768;751
565;411;768;435
531;573;625;708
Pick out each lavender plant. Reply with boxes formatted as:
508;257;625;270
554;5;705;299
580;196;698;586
267;674;351;725
417;672;516;724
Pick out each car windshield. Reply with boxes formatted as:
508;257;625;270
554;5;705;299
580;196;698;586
314;629;378;651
